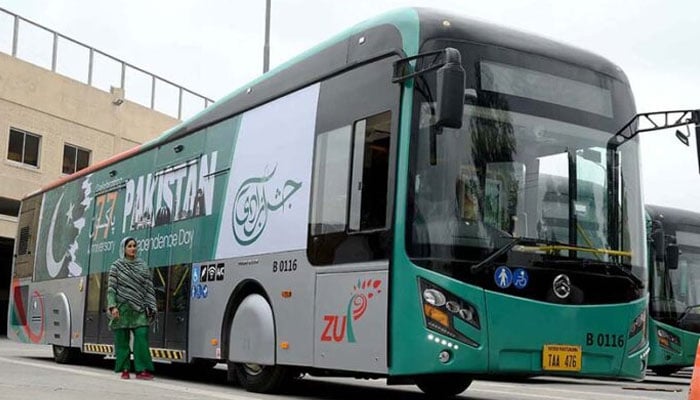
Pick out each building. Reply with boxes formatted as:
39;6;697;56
0;10;212;334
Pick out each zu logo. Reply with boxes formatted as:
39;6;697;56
320;279;382;343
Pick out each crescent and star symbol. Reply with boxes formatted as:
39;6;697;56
45;193;67;278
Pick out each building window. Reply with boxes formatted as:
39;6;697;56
7;128;40;167
62;144;90;174
0;196;20;217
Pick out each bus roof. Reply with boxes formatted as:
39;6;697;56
646;204;700;228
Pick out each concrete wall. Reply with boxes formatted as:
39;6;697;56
0;51;180;225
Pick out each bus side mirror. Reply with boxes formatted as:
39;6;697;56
666;243;679;270
435;48;465;129
651;223;665;262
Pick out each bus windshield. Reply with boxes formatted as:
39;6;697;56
651;236;700;332
406;43;645;286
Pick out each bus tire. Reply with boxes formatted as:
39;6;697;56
651;366;679;376
52;345;80;364
233;362;290;393
415;374;472;398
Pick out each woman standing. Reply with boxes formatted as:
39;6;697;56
107;237;157;380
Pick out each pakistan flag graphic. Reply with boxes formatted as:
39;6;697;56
35;175;92;281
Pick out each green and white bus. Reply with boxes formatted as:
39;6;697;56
7;7;700;397
646;204;700;376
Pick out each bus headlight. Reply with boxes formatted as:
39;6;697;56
423;289;447;307
628;310;646;338
418;278;481;347
656;328;681;353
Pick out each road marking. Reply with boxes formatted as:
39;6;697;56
471;387;578;400
0;356;106;378
0;353;686;400
0;356;262;400
479;381;686;399
622;385;683;392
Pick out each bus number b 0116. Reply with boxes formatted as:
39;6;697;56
586;332;624;348
272;259;298;273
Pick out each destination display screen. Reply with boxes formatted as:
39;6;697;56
480;61;614;118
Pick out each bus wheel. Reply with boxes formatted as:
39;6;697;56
52;345;80;364
415;374;472;398
651;366;680;376
233;362;290;393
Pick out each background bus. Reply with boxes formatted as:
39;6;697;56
7;7;699;397
646;204;700;376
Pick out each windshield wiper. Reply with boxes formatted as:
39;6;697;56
470;236;553;273
608;263;643;287
677;304;700;324
471;237;636;280
526;244;632;258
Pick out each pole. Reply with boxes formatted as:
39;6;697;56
263;0;271;73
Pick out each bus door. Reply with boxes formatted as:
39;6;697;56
164;264;190;350
84;187;122;346
150;134;206;353
85;151;157;348
8;195;41;342
149;266;167;348
148;264;191;353
309;56;399;373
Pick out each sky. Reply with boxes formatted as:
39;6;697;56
1;0;699;211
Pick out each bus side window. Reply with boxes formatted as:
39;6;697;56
349;111;391;232
310;125;353;236
307;57;398;266
308;111;392;266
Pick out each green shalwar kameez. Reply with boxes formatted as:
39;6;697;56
107;239;157;374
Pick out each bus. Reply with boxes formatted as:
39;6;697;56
646;204;700;376
7;7;700;397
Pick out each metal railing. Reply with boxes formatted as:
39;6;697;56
0;7;214;120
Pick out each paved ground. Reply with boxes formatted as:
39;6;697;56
0;338;690;400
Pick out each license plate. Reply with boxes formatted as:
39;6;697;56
542;344;581;372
